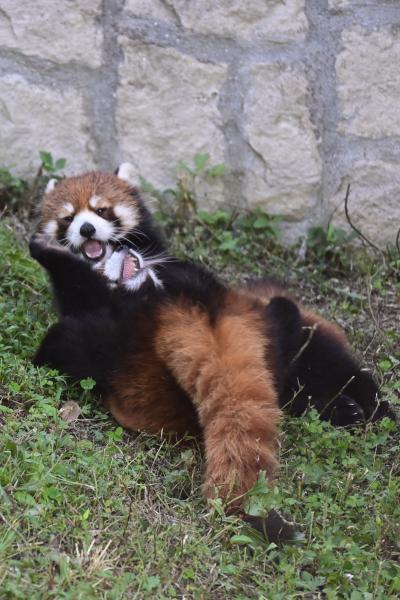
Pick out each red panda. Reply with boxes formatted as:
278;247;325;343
30;166;389;540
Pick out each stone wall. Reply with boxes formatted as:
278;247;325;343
0;0;399;246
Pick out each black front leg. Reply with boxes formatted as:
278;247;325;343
30;234;112;316
33;313;122;392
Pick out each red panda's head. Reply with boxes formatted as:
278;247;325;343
38;164;142;261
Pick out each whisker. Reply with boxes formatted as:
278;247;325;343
142;257;174;269
111;225;150;240
57;236;74;249
129;227;151;242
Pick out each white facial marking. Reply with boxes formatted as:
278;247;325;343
127;249;143;269
104;250;125;281
63;202;74;214
123;269;150;291
67;209;114;248
113;204;137;230
123;249;162;291
89;195;101;209
100;247;163;291
117;162;137;186
45;179;57;194
149;270;163;288
123;267;163;291
102;248;142;283
43;220;58;238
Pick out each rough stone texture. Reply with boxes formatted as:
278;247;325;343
1;1;400;245
0;74;96;176
243;64;322;223
116;39;226;206
329;160;400;247
0;0;103;67
328;0;351;10
337;26;400;138
168;0;308;44
124;0;175;22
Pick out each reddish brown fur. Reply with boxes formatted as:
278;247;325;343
106;354;200;437
154;292;280;504
39;172;140;226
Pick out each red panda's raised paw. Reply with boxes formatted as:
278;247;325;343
29;233;80;269
29;232;68;256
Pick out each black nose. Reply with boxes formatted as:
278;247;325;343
80;222;96;238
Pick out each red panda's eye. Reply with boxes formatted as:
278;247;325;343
96;208;106;217
64;215;74;223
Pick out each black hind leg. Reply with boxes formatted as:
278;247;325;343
281;316;389;425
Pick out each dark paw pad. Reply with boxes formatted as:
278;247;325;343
327;395;366;427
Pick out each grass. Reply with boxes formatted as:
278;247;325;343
0;200;399;599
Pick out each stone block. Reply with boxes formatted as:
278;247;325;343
337;26;400;138
116;39;227;207
0;0;102;67
0;74;96;178
242;63;322;229
168;0;308;44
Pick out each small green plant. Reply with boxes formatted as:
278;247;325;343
141;153;284;271
239;207;281;238
242;473;284;520
141;152;225;218
0;167;28;210
306;224;356;274
0;151;66;216
193;207;281;258
38;151;66;176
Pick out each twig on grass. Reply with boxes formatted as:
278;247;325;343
343;184;386;261
289;323;319;367
319;375;355;419
365;272;383;337
280;380;306;414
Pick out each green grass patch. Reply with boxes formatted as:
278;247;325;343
0;214;399;599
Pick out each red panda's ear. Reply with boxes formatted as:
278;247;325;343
45;178;57;194
116;163;137;187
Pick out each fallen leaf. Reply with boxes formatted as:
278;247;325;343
59;400;81;422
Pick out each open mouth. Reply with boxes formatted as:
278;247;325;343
81;239;106;261
80;242;144;286
120;251;141;282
